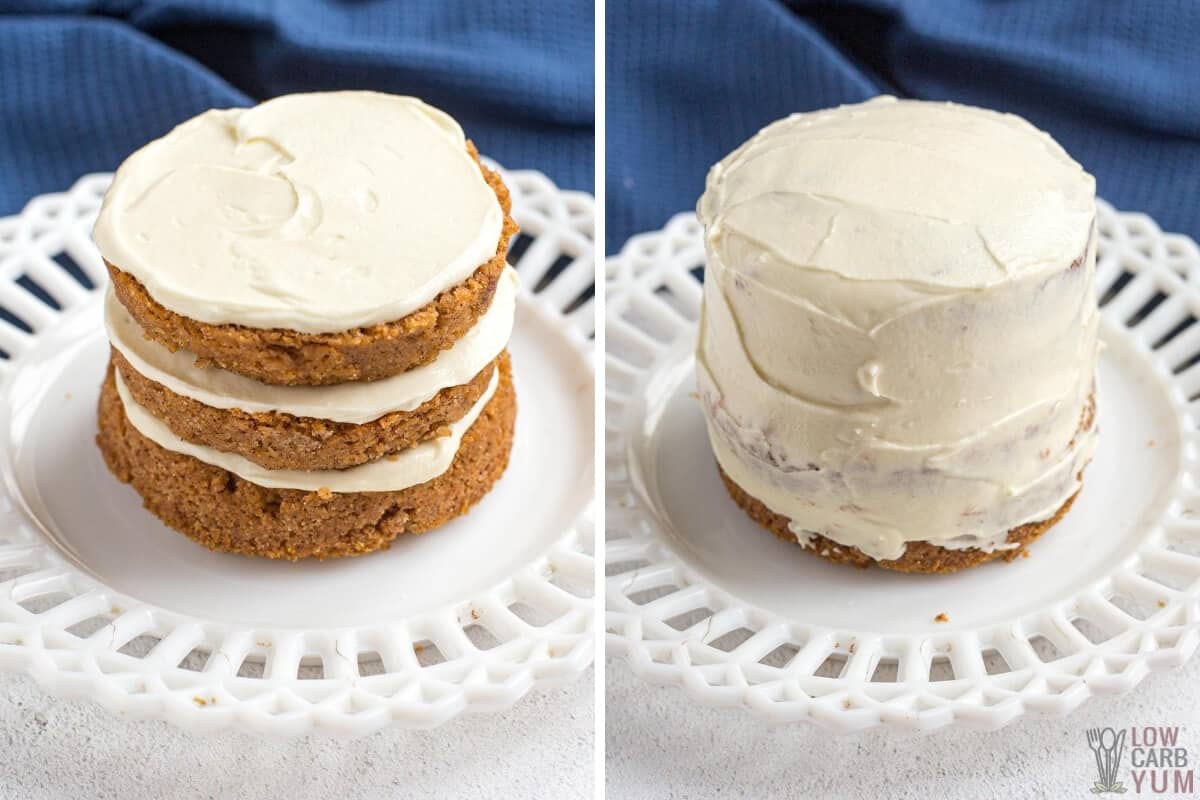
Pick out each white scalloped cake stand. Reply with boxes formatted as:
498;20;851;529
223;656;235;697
0;165;595;736
606;200;1200;732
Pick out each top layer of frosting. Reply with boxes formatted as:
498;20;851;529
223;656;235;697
93;92;503;333
698;95;1095;293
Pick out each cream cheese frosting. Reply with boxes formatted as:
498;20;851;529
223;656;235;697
696;96;1099;561
114;368;499;493
105;267;518;424
93;91;503;333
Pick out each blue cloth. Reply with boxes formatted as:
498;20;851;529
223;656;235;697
607;0;1200;253
0;1;594;217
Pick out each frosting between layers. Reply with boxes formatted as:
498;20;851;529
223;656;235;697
93;91;503;333
696;96;1100;561
115;368;499;493
106;267;518;424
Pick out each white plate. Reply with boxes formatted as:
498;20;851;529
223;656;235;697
0;165;595;735
606;201;1200;732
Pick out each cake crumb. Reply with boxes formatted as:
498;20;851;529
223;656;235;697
192;696;209;707
1158;599;1167;608
934;612;950;624
1147;439;1156;448
470;608;480;620
316;486;332;500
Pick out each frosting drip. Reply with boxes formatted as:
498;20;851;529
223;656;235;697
94;92;503;333
115;368;499;493
696;97;1100;561
105;268;518;424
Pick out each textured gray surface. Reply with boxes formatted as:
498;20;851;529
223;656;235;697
606;657;1200;799
0;668;593;800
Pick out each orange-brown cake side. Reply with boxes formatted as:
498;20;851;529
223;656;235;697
112;348;506;471
96;355;517;560
719;467;1080;574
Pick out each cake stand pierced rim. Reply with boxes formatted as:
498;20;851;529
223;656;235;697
605;198;1200;732
0;163;596;736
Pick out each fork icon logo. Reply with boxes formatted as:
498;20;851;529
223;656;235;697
1088;727;1128;794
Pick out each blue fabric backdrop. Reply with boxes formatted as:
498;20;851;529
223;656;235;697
0;0;595;217
6;1;1198;252
607;0;1200;253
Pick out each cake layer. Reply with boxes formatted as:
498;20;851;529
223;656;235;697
104;148;517;386
696;97;1100;562
96;361;517;560
114;363;500;492
93;92;504;333
718;466;1081;575
113;349;501;471
105;267;517;422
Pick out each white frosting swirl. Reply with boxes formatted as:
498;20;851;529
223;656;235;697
115;368;499;493
94;91;503;333
106;268;517;424
697;96;1099;561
